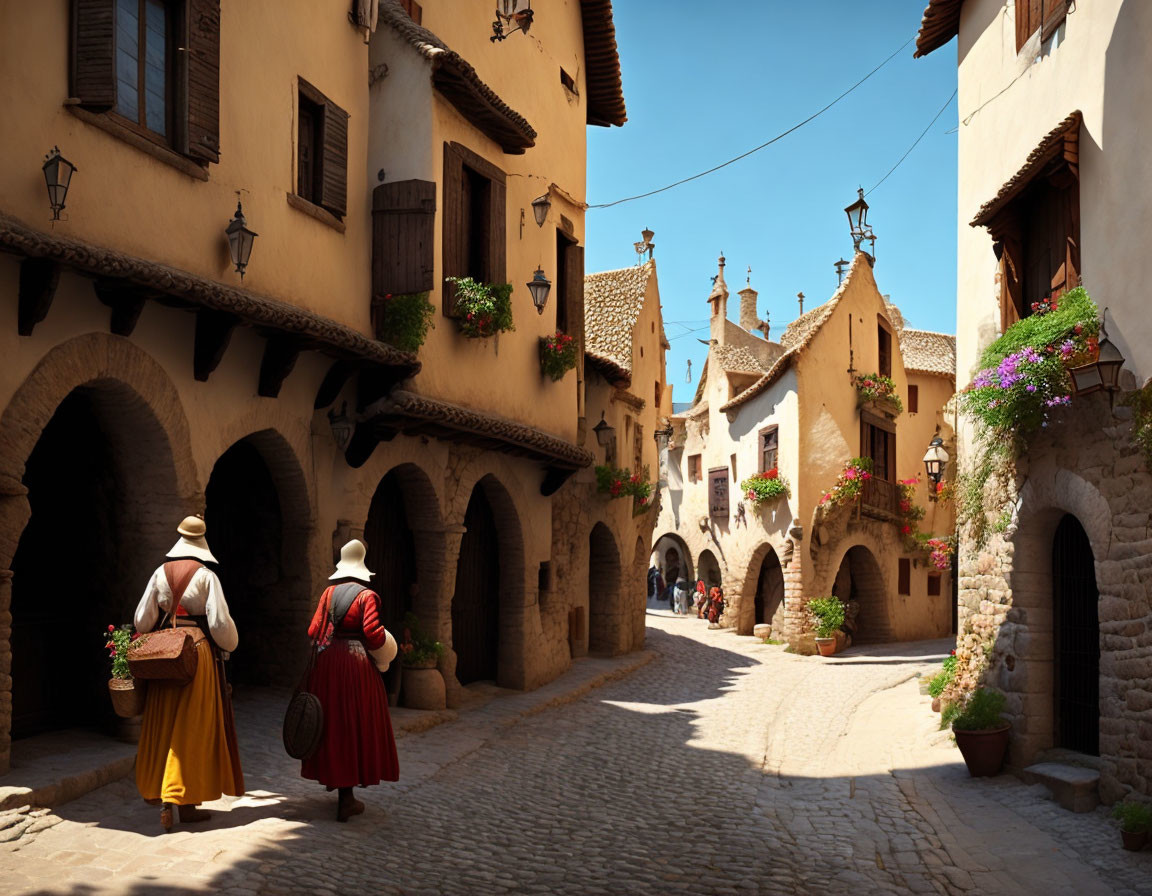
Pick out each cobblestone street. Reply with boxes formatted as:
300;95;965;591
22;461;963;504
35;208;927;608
1;609;1149;895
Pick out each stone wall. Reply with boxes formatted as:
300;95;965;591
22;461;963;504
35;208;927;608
956;394;1152;801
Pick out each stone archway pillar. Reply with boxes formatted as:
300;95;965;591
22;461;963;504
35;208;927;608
0;481;31;774
427;523;466;708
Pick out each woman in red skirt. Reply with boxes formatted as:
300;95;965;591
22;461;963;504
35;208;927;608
301;539;398;821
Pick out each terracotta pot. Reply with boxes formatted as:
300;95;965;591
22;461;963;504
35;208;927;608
953;722;1011;777
108;678;146;718
815;637;836;657
402;666;446;711
931;697;942;713
1120;830;1148;852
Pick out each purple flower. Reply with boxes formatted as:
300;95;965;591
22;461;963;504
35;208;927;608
1026;384;1037;392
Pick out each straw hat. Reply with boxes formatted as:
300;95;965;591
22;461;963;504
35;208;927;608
330;539;374;584
166;514;218;564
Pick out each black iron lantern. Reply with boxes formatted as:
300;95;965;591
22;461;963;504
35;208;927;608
922;434;949;487
42;147;77;221
491;0;533;41
844;188;870;251
592;411;615;447
226;200;258;279
527;266;551;314
1069;310;1126;396
328;402;354;452
531;193;551;228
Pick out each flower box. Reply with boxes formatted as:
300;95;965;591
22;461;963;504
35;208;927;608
854;373;903;416
540;330;577;381
446;277;515;339
740;468;790;506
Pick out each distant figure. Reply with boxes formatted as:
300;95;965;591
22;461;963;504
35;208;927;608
694;580;708;618
707;586;725;625
673;576;691;614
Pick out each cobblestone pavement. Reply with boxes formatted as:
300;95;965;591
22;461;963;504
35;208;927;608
1;608;1150;895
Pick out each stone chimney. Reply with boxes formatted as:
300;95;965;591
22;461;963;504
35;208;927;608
708;253;728;345
738;267;768;339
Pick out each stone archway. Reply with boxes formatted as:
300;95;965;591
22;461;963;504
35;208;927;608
652;532;693;592
697;549;722;589
832;545;888;644
9;381;187;740
0;335;196;770
205;430;311;686
588;523;622;656
739;545;785;636
451;474;525;688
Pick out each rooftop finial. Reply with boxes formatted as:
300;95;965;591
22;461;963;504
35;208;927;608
746;265;752;287
797;291;805;315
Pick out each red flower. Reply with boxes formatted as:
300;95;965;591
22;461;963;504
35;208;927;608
108;624;115;632
765;468;778;480
901;525;912;535
950;649;956;656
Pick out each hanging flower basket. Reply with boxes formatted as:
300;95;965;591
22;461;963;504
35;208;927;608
819;457;873;509
854;373;903;415
595;464;652;504
540;330;577;381
105;623;146;717
740;468;790;506
446;277;515;339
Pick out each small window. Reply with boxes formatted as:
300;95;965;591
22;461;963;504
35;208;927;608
760;425;779;473
709;468;729;520
898;558;911;596
730;454;738;482
861;413;895;481
878;324;892;378
688;454;702;482
296;78;349;218
560;67;577;94
114;0;173;138
443;142;507;315
634;424;644;473
927;574;942;597
654;380;661;408
908;384;919;414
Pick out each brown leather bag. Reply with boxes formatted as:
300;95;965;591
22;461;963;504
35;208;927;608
127;561;203;683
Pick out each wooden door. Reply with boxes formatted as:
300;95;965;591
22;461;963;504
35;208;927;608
364;472;416;635
452;488;500;684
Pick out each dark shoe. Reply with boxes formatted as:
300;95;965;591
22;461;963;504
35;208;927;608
160;804;174;832
337;792;365;823
178;805;213;824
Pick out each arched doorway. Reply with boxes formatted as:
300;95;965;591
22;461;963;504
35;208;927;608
452;486;500;684
205;433;309;686
832;546;888;644
652;533;694;591
1052;514;1099;755
754;548;785;628
588;523;621;655
364;470;416;634
698;549;721;589
10;383;182;738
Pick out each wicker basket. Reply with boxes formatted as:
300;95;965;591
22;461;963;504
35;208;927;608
108;678;147;718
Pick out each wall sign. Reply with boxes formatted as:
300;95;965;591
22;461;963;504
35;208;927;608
709;467;729;520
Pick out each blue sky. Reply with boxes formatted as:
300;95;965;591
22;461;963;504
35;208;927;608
586;1;958;404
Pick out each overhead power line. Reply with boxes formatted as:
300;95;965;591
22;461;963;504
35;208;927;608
866;88;957;196
588;35;914;210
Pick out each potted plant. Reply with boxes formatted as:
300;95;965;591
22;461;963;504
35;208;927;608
1112;801;1152;851
854;372;903;415
372;290;435;352
740;468;790;506
540;330;577;381
399;612;446;711
106;623;146;718
926;650;958;713
445;277;515;339
945;688;1011;777
807;596;844;657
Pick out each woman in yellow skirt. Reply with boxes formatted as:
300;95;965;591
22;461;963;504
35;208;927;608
134;516;244;831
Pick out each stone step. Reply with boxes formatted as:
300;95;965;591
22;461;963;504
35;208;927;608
1021;761;1100;813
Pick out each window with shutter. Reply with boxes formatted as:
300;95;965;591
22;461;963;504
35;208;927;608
898;559;911;596
372;180;437;302
688;454;702;483
877;323;892;378
441;142;508;315
555;229;577;333
860;411;895;481
71;0;220;163
296;79;348;220
908;384;919;414
760;425;779;473
1016;0;1068;53
927;574;942;597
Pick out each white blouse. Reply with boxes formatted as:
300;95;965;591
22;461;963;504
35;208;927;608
134;565;239;652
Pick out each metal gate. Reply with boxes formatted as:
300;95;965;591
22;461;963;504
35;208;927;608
452;488;500;684
1052;514;1100;755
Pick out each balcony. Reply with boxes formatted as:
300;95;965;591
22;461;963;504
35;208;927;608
860;477;899;520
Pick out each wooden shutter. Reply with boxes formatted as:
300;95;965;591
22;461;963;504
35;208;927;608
908;384;919;414
372;180;437;298
486;177;506;284
185;0;221;163
566;242;584;363
72;0;116;109
319;95;349;218
898;559;911;596
1042;0;1068;42
441;143;464;314
927;575;942;597
1016;0;1045;52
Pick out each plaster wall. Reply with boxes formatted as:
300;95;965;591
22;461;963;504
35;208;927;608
0;0;373;332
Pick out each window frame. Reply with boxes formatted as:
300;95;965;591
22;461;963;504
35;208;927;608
442;141;507;316
860;410;896;482
108;0;176;144
1016;0;1068;53
295;77;349;222
688;454;702;483
908;384;919;415
877;321;892;379
898;558;911;596
708;467;729;521
759;425;779;474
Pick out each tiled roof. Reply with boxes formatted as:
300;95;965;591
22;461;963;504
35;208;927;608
901;329;956;378
713;342;768;374
579;1;627;127
584;260;654;381
377;0;536;153
971;112;1082;227
914;0;964;59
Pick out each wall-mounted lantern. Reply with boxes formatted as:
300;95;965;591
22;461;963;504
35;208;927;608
328;402;354;453
923;433;949;492
531;192;551;228
634;227;655;262
1069;309;1125;397
42;147;77;221
491;0;533;41
592;410;615;447
653;424;674;452
527;266;551;314
844;188;873;252
225;200;257;280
